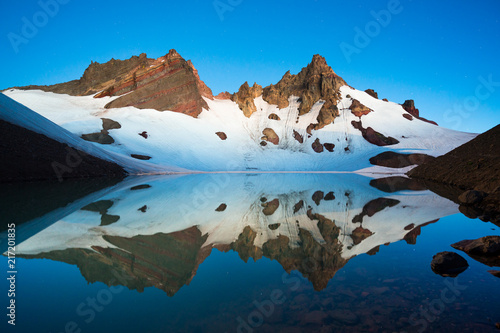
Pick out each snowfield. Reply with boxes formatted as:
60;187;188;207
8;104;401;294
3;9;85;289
2;87;476;173
0;92;186;174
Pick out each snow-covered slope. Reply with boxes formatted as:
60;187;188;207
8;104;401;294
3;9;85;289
0;92;186;174
3;87;476;172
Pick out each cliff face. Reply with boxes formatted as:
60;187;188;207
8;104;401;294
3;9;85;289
232;54;347;130
102;49;213;117
12;50;213;118
12;54;151;96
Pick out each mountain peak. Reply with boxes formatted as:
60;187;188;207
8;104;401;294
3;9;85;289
165;49;183;62
230;54;346;125
309;54;331;71
299;54;337;80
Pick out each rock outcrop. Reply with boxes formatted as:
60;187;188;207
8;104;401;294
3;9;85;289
349;99;372;117
402;100;419;117
261;55;347;130
215;91;232;100
215;132;227;140
351;121;399;146
452;236;500;256
262;128;279;145
103;50;213;117
458;190;486;205
364;89;378;99
369;151;435;168
231;82;263;117
402;99;438;125
13;50;214;118
11;53;150;96
451;236;500;267
311;138;324;153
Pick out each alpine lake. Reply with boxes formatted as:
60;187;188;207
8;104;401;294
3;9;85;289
1;173;499;333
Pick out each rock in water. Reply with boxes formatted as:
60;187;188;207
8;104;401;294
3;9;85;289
431;251;469;277
488;270;500;278
458;190;486;205
452;236;500;256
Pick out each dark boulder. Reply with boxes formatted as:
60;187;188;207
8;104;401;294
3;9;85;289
130;154;152;160
81;131;114;144
215;203;227;212
323;143;335;152
293;130;304;143
431;251;469;277
312;138;323;153
215;132;227;140
101;118;121;131
458;190;486;205
268;113;280;120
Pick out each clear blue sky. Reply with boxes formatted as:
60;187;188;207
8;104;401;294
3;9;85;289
1;0;499;133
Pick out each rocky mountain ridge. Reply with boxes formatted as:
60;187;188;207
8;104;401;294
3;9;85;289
3;49;473;174
9;50;434;128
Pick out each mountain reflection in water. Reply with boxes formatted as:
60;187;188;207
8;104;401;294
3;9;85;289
13;173;457;295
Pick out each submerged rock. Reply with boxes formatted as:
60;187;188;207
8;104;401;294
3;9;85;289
431;251;469;277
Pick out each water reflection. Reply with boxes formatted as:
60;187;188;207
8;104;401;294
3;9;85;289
13;173;459;295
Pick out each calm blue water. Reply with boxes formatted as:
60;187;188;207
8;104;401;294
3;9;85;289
1;174;499;333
